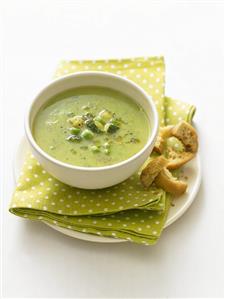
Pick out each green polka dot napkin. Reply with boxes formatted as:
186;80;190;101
9;56;196;245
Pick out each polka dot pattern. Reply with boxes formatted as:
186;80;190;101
9;56;196;245
14;161;166;213
164;96;196;125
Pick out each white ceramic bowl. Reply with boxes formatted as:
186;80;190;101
25;72;159;189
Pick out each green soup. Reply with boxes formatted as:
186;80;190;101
33;87;150;167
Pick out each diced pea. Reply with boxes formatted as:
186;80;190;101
69;127;81;135
99;109;112;121
94;120;104;131
129;137;140;143
90;145;100;153
81;129;94;140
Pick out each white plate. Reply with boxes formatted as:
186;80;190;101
13;137;201;243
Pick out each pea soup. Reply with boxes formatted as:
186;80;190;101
33;87;150;167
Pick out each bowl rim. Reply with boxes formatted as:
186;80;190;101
25;71;159;172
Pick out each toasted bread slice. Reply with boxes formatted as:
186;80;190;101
155;168;187;196
172;121;198;153
140;155;168;188
166;149;195;170
153;121;197;169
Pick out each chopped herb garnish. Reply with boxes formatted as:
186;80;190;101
129;137;140;143
80;145;88;150
85;119;102;133
90;145;100;153
110;118;120;126
115;136;123;142
104;122;119;134
115;116;126;124
70;149;77;154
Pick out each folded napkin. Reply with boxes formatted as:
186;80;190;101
9;56;196;245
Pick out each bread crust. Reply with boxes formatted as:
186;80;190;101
153;126;173;153
166;150;195;170
155;168;187;196
153;121;198;169
172;121;198;153
140;156;168;188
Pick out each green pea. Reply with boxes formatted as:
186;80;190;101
81;129;94;140
69;127;81;135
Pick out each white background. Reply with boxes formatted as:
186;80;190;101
1;0;224;298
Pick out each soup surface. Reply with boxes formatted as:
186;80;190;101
33;87;150;167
